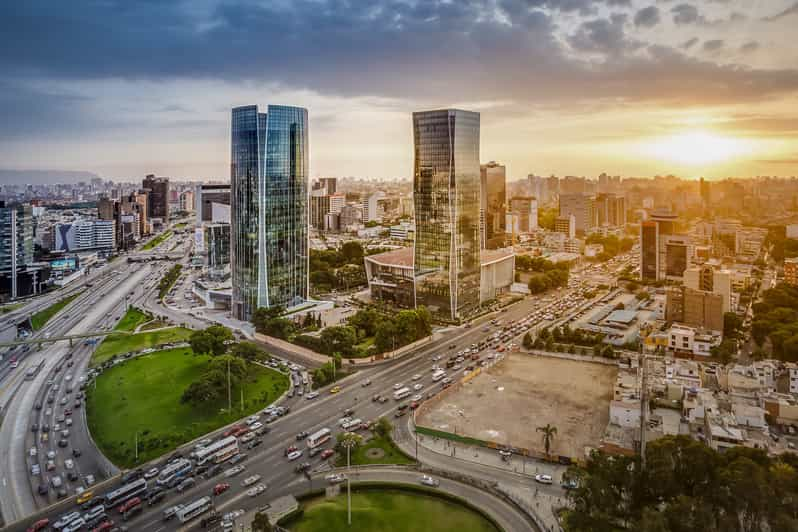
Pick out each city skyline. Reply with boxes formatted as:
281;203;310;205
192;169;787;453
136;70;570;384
2;1;798;181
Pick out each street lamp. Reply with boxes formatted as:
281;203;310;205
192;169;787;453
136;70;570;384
340;436;359;526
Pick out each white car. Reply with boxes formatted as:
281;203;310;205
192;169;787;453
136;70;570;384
412;394;422;402
246;415;260;425
338;417;352;427
534;474;553;484
64;459;74;470
242;474;261;486
413;384;423;391
287;450;303;461
247;483;267;497
393;383;403;390
29;447;37;457
250;422;263;432
432;355;441;361
223;509;246;522
224;465;245;478
47;450;56;459
420;475;439;487
306;391;320;400
325;473;347;484
144;467;160;479
411;374;422;381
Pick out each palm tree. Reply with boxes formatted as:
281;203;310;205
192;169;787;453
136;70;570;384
537;424;557;457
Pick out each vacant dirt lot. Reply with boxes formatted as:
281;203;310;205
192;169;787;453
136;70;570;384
417;354;617;459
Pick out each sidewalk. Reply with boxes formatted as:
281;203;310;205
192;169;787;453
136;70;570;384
392;417;567;532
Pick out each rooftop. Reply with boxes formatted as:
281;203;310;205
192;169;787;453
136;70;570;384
365;247;514;269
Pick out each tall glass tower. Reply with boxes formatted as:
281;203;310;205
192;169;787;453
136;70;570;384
230;105;308;321
259;105;309;310
413;109;481;321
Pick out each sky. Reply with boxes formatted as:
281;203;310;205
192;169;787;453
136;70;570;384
1;0;798;182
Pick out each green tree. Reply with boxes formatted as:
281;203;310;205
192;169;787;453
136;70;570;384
320;326;358;357
189;325;233;357
231;341;265;361
537;424;557;456
335;431;363;454
723;311;744;339
340;241;365;263
251;512;273;532
522;332;534;349
374;417;393;438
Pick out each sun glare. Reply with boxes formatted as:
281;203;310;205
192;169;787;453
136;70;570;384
644;131;747;166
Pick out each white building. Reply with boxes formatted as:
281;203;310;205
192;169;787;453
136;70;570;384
329;193;346;214
361;191;385;223
389;221;414;241
54;219;115;252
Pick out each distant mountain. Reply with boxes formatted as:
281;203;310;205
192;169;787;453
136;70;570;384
0;169;101;185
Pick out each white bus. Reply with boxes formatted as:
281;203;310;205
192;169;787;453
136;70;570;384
103;478;147;509
306;428;331;449
176;496;212;523
193;436;239;465
432;370;446;382
341;419;362;431
393;387;411;400
157;459;193;486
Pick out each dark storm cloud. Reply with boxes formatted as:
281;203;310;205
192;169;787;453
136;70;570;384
1;0;798;115
634;6;661;27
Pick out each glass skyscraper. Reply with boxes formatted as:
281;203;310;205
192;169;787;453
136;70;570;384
413;109;481;321
230;104;308;321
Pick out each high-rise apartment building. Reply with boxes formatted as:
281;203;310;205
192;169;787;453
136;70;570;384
313;178;337;196
555;215;576;239
413;109;481;321
230;104;309;321
785;258;798;286
0;201;33;299
509;196;538;233
595;193;626;228
666;286;724;332
329;193;346;214
310;191;330;229
528;175;550;205
559;193;596;234
142;174;169;220
480;161;506;249
361;191;385;224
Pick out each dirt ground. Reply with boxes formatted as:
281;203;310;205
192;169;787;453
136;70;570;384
417;353;618;459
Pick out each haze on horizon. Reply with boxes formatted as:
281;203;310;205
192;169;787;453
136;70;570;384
1;0;798;182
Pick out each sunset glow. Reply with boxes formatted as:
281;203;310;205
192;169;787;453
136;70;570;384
643;131;750;166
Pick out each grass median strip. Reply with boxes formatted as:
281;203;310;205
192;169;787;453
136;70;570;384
87;347;289;467
114;307;151;332
31;291;83;330
90;326;193;366
141;230;173;251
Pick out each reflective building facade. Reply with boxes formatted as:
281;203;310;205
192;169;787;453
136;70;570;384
258;105;309;310
413;109;481;321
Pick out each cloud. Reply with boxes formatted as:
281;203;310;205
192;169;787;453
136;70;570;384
756;157;798;165
634;6;661;28
703;39;724;52
671;3;702;25
568;14;642;56
740;41;760;54
763;2;798;21
680;37;700;50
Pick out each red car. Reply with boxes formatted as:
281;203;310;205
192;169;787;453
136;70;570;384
284;445;298;456
410;402;420;410
91;521;114;532
118;497;141;514
223;425;245;438
213;483;230;496
320;449;335;460
64;408;73;416
27;518;49;532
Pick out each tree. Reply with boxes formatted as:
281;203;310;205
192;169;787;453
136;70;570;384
374;417;393;438
320;326;358;357
251;512;273;532
189;325;233;357
335;431;363;454
537;424;557;456
231;341;266;362
340;241;365;263
522;332;534;349
711;338;737;364
723;311;744;339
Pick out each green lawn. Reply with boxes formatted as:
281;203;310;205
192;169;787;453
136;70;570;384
291;490;499;532
91;326;193;366
141;230;173;251
0;302;23;315
86;347;289;467
336;435;415;467
31;291;83;330
114;307;151;332
139;320;170;331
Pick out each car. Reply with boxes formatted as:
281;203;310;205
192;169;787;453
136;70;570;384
51;475;64;488
46;460;56;471
213;483;230;496
72;448;82;457
412;394;422;402
34;402;43;411
247;483;267;497
250;421;263;431
67;471;79;482
294;462;311;473
31;464;41;476
247;439;263;450
26;518;50;532
61;397;68;405
77;490;94;504
284;445;298;456
242;474;261;486
361;379;372;387
534;474;553;485
223;509;245;522
420;475;440;487
229;452;247;465
65;459;75;470
31;423;39;432
224;465;245;478
84;474;95;486
296;431;309;441
287;450;303;461
37;483;49;495
66;418;73;426
42;424;50;433
29;446;37;457
320;448;335;460
58;439;69;448
413;384;423;391
325;473;346;484
64;408;72;416
412;374;422;381
306;391;319;400
393;383;403;390
177;477;196;492
246;415;260;425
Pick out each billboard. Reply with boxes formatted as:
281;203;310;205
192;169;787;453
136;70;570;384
50;258;77;271
194;227;205;253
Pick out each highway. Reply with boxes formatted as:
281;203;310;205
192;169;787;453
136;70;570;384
3;282;592;531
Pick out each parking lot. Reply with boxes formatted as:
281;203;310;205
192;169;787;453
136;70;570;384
417;353;618;460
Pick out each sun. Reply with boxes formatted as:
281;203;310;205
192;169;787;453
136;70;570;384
643;131;747;166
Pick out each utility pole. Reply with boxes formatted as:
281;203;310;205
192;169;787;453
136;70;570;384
639;351;648;470
227;358;232;413
347;443;352;526
240;385;244;412
134;431;138;461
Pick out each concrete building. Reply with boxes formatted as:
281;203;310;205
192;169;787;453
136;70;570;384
0;201;34;299
179;190;194;213
361;191;385;224
683;264;732;313
312;177;337;196
329;193;346;214
142;174;169;220
666;286;724;332
339;204;363;231
53;219;115;252
389;221;415;241
595;193;626;228
195;184;230;224
785;257;798;286
559;193;596;234
555;214;576;239
364;247;514;309
640;210;689;282
480;161;506;249
509;196;538;233
310;191;330;230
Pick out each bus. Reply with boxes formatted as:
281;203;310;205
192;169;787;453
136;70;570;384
176;496;212;524
102;479;147;509
193;436;239;465
341;419;362;431
156;459;192;486
393;387;411;400
432;370;446;382
306;428;331;449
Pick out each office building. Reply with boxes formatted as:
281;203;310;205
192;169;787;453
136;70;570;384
641;210;689;282
361;191;385;224
179;190;194;213
509;196;538;233
54;219;115;252
683;265;732;313
413;109;481;321
195;184;231;224
312;178;337;196
339;204;362;230
230;104;309;321
666;286;724;332
0;202;34;299
329;193;346;214
206;223;231;279
528;175;551;205
559;193;596;234
310;192;330;230
555;215;576;239
560;176;587;195
595;193;626;228
480;161;506;249
785;258;798;286
142;174;169;220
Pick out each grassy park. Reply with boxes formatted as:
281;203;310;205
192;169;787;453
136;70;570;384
290;489;499;532
86;347;289;467
141;230;173;251
114;307;151;332
90;326;193;366
336;434;415;467
31;291;83;330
